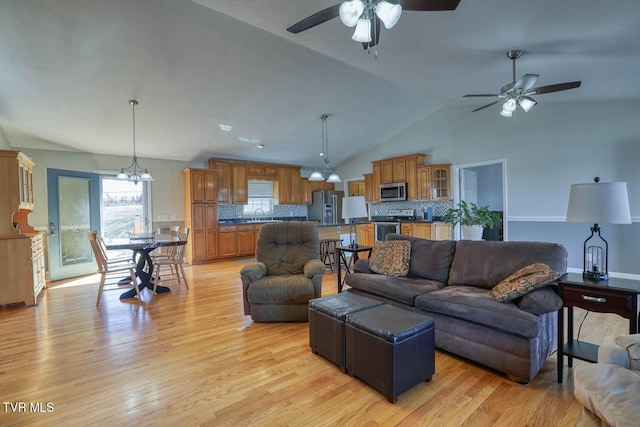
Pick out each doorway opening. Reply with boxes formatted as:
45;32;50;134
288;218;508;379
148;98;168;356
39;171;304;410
452;159;507;241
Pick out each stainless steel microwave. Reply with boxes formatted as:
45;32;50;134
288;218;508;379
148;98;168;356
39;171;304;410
379;182;407;202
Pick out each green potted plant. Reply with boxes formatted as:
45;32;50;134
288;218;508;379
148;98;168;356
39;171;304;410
443;200;502;240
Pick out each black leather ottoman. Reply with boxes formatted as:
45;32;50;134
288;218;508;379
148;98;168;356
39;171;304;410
308;293;383;371
345;304;435;403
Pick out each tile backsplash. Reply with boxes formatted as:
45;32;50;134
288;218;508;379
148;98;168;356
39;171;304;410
218;201;453;221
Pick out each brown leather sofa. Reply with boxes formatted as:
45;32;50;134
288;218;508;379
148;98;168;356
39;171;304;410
240;221;325;322
345;233;568;383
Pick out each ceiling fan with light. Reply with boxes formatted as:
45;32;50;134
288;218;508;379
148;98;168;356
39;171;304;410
287;0;461;51
464;50;582;118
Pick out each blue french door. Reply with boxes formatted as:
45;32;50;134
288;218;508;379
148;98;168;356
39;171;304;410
47;169;101;281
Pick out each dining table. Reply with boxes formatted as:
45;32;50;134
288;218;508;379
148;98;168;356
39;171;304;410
104;234;187;300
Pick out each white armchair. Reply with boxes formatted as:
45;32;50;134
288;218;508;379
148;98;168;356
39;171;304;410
573;334;640;427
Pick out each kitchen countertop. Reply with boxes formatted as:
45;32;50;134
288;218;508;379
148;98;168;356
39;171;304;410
218;219;448;226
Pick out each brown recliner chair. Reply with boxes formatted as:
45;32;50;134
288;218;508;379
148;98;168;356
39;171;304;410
240;221;325;322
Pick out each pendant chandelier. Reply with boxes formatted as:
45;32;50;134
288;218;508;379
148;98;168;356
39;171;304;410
117;99;153;184
309;114;341;183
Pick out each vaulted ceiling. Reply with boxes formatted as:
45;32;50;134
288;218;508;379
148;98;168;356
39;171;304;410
1;0;639;169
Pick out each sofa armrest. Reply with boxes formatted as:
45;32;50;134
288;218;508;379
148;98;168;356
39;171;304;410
515;286;563;314
304;259;325;279
354;258;372;273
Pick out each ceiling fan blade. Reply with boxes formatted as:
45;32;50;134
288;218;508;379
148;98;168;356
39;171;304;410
362;17;381;50
287;4;341;34
463;94;499;98
402;0;462;11
529;81;582;95
513;74;539;91
471;100;499;112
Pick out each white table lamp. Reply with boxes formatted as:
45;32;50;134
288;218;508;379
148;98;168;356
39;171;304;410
342;196;368;248
566;177;631;281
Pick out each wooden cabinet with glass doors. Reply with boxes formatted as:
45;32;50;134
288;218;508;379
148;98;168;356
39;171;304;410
0;150;45;306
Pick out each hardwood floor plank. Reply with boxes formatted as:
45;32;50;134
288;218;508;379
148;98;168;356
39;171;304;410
0;260;626;426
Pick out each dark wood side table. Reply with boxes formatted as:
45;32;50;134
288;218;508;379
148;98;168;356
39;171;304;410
335;246;373;293
556;272;640;383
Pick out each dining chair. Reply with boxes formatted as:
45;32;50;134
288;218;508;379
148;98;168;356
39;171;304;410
88;230;140;306
152;227;190;292
152;225;180;261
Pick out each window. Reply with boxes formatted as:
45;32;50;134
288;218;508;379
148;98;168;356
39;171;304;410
101;177;152;239
243;180;274;216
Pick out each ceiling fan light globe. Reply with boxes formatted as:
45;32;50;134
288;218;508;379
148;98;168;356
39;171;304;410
500;109;512;118
375;1;402;29
327;172;342;183
518;96;537;112
339;0;364;27
503;98;517;113
352;18;372;42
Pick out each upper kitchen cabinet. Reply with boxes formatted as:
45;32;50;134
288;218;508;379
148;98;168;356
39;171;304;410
302;178;335;205
208;160;248;205
348;180;365;197
372;153;425;201
231;163;248;205
363;174;374;203
247;164;278;179
417;164;451;200
430;164;451;200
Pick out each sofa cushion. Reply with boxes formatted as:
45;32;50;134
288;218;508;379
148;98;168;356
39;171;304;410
448;240;568;289
386;234;456;283
491;263;561;302
369;240;411;276
414;286;544;338
345;273;445;306
515;286;563;314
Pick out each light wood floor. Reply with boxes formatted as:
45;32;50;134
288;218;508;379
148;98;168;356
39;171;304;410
0;260;628;426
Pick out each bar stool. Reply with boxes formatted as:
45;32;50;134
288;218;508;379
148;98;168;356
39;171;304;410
320;238;342;273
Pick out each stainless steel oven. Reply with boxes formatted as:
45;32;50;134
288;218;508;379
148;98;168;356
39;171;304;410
374;221;400;243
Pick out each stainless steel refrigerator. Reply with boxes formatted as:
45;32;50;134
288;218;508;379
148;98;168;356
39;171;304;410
308;190;344;224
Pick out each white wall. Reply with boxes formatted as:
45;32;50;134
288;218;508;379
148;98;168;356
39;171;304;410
335;100;640;276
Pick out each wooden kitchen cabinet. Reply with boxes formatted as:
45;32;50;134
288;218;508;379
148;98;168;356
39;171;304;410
357;223;374;247
184;168;218;263
0;150;44;306
413;223;432;239
218;225;238;258
277;167;293;204
432;222;451;240
372;163;381;202
231;163;248;205
348;180;365;197
236;224;256;256
417;165;432;200
372;153;425;199
430;164;451;200
363;174;374;203
209;160;231;203
400;223;413;237
380;159;394;184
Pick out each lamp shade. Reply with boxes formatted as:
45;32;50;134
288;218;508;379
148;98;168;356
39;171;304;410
326;172;342;183
566;182;631;224
308;170;324;181
342;196;368;220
